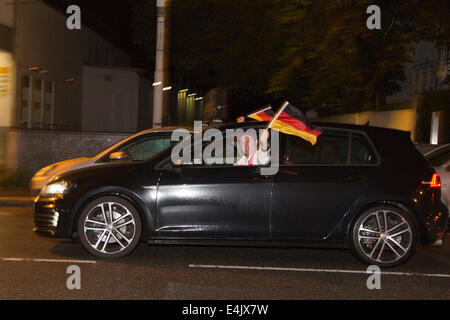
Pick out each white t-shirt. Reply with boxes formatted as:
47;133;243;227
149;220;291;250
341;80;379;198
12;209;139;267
235;148;271;166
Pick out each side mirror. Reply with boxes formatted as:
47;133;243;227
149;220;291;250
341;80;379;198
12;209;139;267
109;151;129;161
166;160;183;173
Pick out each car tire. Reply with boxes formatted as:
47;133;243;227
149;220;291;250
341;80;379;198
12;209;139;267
77;196;142;259
349;205;417;268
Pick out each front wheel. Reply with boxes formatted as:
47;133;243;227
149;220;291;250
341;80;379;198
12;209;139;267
77;196;142;259
350;205;417;268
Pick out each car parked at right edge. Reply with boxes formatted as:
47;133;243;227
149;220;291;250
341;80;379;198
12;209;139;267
425;144;450;214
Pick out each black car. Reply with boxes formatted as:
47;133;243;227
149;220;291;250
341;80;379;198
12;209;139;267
33;122;448;267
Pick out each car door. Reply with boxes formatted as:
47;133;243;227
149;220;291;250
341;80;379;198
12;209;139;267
270;129;379;240
154;134;272;239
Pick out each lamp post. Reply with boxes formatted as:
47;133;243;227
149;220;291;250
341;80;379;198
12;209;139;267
152;0;167;128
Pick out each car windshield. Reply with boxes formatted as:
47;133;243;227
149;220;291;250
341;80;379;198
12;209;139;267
93;131;176;161
92;134;138;159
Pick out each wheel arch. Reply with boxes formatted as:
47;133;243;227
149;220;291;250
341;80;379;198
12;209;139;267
70;186;154;240
344;199;424;244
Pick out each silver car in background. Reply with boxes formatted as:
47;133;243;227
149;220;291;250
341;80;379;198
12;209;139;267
30;127;184;197
425;144;450;213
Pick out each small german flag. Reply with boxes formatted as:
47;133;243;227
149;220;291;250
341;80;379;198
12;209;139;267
268;101;322;145
248;105;275;122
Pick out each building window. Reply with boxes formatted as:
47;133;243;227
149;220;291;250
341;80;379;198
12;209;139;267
20;75;31;127
43;80;54;128
421;67;427;92
413;69;418;93
414;69;420;93
428;65;435;90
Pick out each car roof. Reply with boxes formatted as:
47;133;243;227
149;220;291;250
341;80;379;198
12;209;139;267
135;126;195;134
217;121;411;137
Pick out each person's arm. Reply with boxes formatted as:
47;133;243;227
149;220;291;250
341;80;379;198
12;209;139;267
257;130;271;165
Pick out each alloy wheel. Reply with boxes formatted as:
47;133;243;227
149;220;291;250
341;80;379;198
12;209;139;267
357;209;413;264
83;201;137;255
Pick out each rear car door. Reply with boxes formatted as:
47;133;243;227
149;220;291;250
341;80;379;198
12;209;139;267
270;129;379;240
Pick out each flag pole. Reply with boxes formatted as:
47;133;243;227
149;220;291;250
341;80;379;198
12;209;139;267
267;101;289;130
248;105;272;118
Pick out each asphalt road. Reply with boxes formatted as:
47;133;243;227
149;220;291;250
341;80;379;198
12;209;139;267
0;206;449;300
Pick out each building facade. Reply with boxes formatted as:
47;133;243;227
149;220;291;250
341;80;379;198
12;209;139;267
0;0;154;171
13;1;132;130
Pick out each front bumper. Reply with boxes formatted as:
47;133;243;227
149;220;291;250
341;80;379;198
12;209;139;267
33;197;75;240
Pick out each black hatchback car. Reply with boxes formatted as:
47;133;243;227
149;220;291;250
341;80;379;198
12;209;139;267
33;122;448;267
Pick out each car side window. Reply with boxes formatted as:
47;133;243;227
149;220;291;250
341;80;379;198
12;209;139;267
173;128;270;167
283;131;349;165
350;134;377;165
118;137;172;161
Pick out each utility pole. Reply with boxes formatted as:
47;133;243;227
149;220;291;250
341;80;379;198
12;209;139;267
153;0;167;128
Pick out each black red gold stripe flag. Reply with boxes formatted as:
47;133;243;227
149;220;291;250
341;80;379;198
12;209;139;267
268;101;322;145
248;105;274;121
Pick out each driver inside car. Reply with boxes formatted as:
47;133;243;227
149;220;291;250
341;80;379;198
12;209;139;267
235;130;271;166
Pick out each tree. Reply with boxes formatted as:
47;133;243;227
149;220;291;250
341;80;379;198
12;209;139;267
267;0;418;109
131;0;450;118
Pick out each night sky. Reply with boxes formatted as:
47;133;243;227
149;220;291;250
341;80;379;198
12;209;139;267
47;0;146;64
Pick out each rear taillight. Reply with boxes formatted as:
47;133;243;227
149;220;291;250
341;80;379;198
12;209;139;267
422;173;442;188
430;174;442;188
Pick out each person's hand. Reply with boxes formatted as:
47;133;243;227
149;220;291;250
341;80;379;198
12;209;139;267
259;130;270;151
237;116;245;123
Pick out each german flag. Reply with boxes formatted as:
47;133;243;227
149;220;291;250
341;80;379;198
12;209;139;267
268;101;322;145
248;105;274;122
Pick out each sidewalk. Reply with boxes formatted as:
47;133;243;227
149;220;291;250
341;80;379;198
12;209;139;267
0;189;34;207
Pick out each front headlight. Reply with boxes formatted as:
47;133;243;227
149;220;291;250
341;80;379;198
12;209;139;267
40;181;70;197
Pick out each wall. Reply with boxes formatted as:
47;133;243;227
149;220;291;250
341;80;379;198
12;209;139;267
0;24;11;52
6;128;130;175
14;2;131;130
0;0;13;28
0;51;14;128
318;108;417;139
81;66;140;133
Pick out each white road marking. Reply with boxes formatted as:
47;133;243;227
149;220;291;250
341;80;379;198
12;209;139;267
189;264;450;279
1;257;96;264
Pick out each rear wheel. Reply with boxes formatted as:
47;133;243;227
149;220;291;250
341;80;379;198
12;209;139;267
350;205;417;268
77;196;142;259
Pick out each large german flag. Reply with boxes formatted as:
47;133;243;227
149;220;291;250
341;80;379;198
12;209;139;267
268;101;322;145
248;105;274;121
